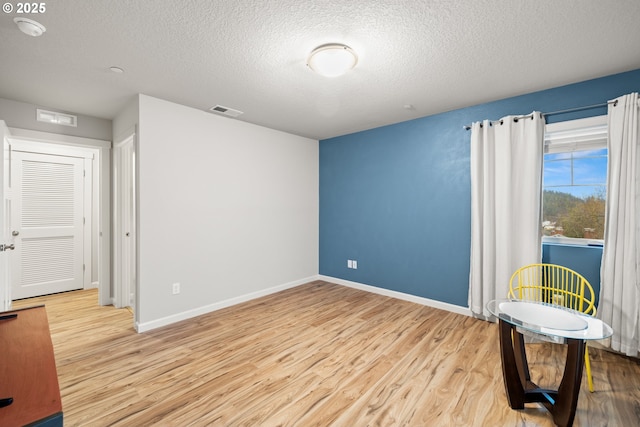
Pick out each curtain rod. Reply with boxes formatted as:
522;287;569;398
463;100;618;130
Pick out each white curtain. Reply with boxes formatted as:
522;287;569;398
469;113;545;317
599;92;640;357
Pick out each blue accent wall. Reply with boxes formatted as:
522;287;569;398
320;69;640;307
542;244;603;307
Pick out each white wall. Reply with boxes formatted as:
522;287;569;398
112;96;139;142
136;95;318;330
0;97;112;141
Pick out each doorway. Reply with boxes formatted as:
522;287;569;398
113;133;136;311
1;127;111;309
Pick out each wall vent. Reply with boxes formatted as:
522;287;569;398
36;109;77;127
209;105;244;118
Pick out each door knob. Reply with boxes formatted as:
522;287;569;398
12;231;19;236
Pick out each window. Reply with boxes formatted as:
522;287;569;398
542;116;607;244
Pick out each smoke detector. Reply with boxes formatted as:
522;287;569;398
14;17;46;37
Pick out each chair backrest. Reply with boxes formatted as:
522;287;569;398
508;263;596;316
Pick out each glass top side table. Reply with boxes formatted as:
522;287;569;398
486;299;612;427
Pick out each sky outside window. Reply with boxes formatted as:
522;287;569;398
543;148;607;198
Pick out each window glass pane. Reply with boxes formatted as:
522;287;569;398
542;188;606;239
543;145;607;240
547;185;605;199
544;152;571;160
573;157;607;185
573;148;608;158
543;160;572;186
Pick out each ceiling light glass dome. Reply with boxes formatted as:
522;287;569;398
307;44;358;77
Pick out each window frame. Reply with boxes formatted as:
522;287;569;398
542;115;607;247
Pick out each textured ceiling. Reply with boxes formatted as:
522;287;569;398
1;0;639;140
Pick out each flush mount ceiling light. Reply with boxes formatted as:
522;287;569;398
13;17;46;37
307;43;358;77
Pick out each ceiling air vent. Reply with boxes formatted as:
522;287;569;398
209;105;244;118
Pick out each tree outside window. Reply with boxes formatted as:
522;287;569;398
542;148;607;240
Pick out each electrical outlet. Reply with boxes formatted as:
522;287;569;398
172;282;181;295
352;260;357;269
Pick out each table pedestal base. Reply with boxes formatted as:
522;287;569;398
499;319;585;427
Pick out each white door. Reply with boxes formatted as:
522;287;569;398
10;151;84;299
0;122;12;310
114;135;136;309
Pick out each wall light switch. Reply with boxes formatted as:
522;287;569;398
347;260;353;268
352;260;358;269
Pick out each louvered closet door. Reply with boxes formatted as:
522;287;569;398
11;151;84;299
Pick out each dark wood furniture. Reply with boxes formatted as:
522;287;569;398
499;319;584;427
0;305;63;426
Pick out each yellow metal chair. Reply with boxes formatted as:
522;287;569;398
508;263;597;392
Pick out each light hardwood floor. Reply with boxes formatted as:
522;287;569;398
12;281;640;426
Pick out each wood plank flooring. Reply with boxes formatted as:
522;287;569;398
12;280;640;426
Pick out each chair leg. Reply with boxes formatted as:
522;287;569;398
584;345;594;392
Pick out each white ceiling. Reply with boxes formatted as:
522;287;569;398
1;0;639;140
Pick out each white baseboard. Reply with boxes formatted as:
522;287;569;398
135;276;318;333
135;275;471;333
318;275;472;317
